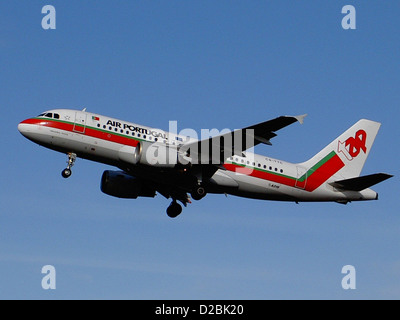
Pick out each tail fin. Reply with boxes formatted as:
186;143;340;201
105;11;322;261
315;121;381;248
299;119;381;179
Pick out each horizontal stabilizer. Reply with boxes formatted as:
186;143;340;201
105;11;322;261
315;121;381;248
330;173;393;191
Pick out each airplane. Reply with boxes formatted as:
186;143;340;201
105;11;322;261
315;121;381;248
18;109;392;218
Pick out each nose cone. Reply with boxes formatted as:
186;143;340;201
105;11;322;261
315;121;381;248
18;119;35;139
18;120;29;136
18;122;25;133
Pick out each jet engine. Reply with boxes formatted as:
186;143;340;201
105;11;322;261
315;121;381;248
100;170;155;199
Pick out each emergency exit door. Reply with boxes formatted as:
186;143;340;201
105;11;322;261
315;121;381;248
73;112;87;134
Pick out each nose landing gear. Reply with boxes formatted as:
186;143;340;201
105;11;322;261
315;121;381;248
61;153;76;178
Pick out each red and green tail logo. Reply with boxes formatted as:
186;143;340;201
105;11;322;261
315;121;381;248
338;130;367;161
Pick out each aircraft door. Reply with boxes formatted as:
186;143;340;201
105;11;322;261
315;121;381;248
295;166;307;189
73;111;87;134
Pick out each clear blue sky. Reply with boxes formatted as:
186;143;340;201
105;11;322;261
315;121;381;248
1;1;399;299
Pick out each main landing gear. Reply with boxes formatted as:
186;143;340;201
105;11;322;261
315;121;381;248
166;184;207;218
166;200;182;218
61;153;76;178
191;184;207;201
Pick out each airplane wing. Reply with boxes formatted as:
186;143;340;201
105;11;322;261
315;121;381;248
179;114;307;165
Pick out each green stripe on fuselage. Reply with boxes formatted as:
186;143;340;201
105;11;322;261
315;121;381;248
297;151;337;182
228;150;337;182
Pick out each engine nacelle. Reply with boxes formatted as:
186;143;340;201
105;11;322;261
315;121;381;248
118;145;138;165
133;141;183;168
100;170;155;199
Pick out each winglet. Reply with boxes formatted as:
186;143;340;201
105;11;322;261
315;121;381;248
293;114;307;125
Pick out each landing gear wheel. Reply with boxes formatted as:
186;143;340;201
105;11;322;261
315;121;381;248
61;168;72;178
166;201;182;218
191;185;207;201
61;152;76;179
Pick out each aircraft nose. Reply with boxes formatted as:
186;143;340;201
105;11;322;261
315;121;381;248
18;122;24;133
18;119;33;138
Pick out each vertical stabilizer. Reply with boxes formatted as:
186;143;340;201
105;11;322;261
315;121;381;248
299;119;381;179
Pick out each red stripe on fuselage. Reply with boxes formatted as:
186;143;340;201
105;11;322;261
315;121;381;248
305;153;344;191
224;163;297;188
224;153;344;192
21;118;139;147
23;118;345;192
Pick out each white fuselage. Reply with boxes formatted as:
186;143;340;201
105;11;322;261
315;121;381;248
18;109;378;203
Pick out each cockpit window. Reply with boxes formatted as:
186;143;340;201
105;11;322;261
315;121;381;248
37;112;59;119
